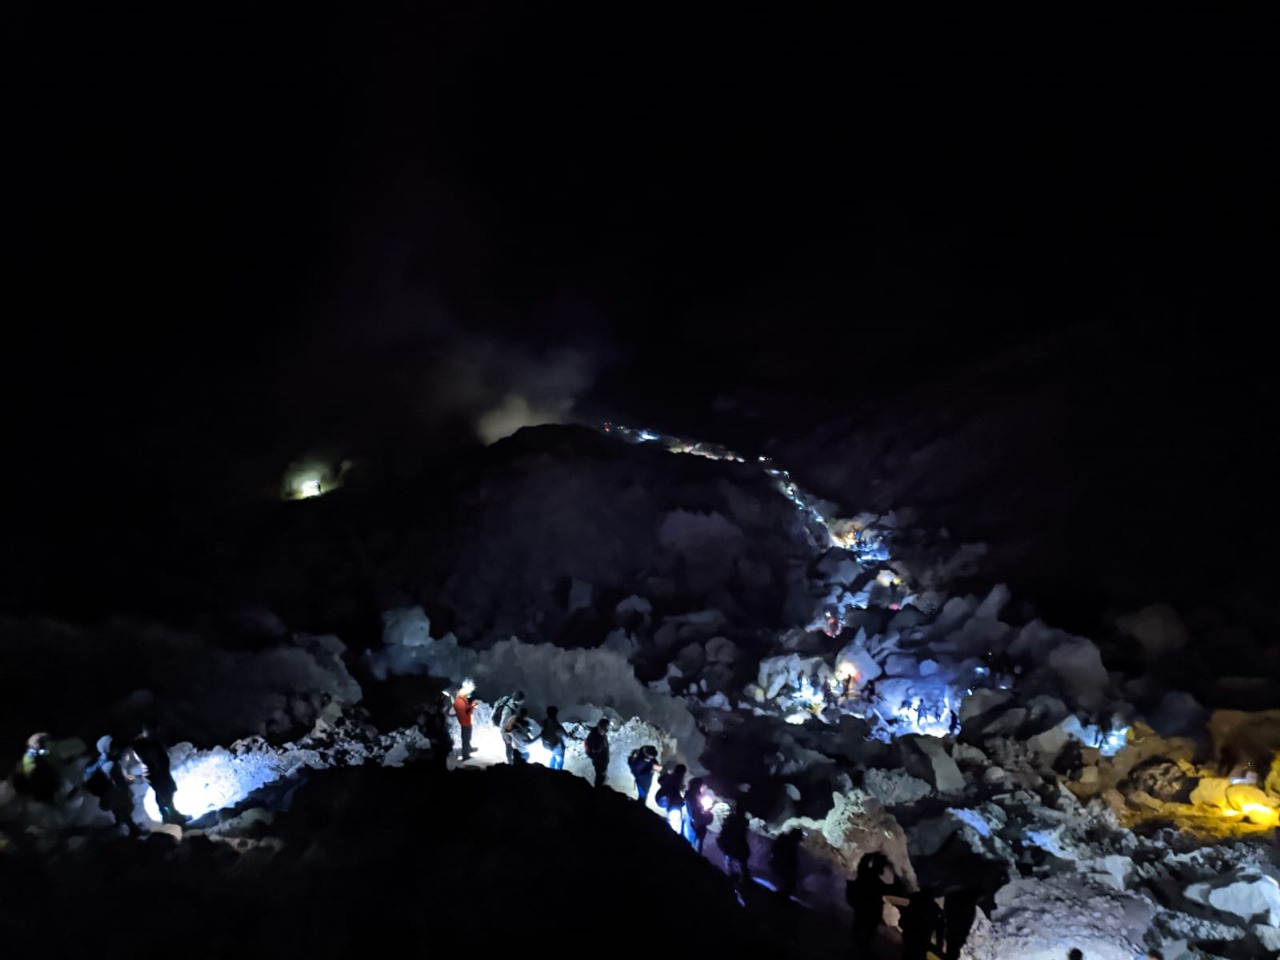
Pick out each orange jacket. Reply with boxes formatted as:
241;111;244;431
454;694;475;727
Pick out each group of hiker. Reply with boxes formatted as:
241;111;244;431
5;723;187;840
450;682;612;785
446;680;767;894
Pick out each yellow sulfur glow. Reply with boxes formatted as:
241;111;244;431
1240;803;1280;827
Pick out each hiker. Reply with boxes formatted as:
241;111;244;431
719;804;752;888
584;718;610;788
846;852;893;956
540;706;573;770
770;828;803;901
942;887;979;960
628;745;660;804
11;733;60;805
686;778;715;853
504;707;538;765
656;764;688;834
452;680;477;762
83;735;141;837
491;690;526;764
122;722;186;826
900;887;944;960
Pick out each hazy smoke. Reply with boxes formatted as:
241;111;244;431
467;346;596;444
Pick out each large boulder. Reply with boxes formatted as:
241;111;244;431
1186;865;1280;927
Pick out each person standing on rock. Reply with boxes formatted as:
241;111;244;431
584;718;610;788
504;707;537;764
686;778;715;853
942;887;978;960
491;690;525;764
899;887;944;960
123;722;186;826
656;763;688;828
719;804;752;890
846;852;892;957
628;745;660;804
83;735;141;838
540;706;573;771
770;828;803;901
452;680;477;762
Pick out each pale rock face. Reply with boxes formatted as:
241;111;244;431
912;738;967;794
1186;866;1280;927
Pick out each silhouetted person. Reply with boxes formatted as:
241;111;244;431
657;764;686;811
83;735;141;837
12;732;59;805
504;707;536;764
1067;950;1084;960
771;828;803;900
656;763;689;838
1146;950;1164;960
452;680;477;761
421;691;451;772
900;888;944;960
719;805;752;889
584;718;610;788
846;852;892;957
943;887;979;960
628;745;660;804
124;722;186;826
540;706;573;770
686;778;714;853
492;690;526;764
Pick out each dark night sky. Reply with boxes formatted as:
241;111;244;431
3;6;1272;508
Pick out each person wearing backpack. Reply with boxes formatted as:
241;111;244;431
627;745;660;804
505;707;537;765
584;718;610;788
491;690;525;764
540;706;574;770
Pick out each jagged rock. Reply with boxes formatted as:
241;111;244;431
835;629;884;684
702;664;737;695
1127;759;1193;803
1082;854;1135;891
1028;721;1071;759
884;654;917;676
381;607;433;647
675;642;706;677
863;768;933;805
814;551;861;586
1185;866;1280;927
1152;909;1246;945
601;628;638;660
705;636;740;664
614;595;652;627
1256;924;1280;952
976;707;1028;738
912;738;966;794
952;743;989;766
757;654;827;701
988;876;1154;959
653;621;680;652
